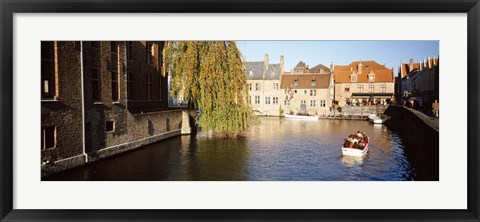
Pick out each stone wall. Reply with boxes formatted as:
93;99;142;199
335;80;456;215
384;105;439;180
41;109;184;177
247;79;283;116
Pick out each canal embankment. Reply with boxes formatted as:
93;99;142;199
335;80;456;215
384;105;439;180
41;109;195;178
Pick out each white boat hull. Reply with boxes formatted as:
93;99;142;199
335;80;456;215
341;144;368;157
368;115;384;124
284;114;319;120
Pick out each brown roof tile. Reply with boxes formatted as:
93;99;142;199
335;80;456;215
280;73;330;89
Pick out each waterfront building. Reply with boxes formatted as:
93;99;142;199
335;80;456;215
398;58;421;101
334;60;395;107
245;53;284;116
280;62;333;116
399;57;439;108
41;41;185;176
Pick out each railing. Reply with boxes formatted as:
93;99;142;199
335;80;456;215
334;105;389;118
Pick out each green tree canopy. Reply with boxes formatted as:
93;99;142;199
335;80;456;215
164;41;255;137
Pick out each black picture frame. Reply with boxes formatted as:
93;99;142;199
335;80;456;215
1;0;479;221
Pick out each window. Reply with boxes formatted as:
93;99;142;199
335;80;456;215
311;80;316;86
111;70;119;102
304;90;307;94
146;75;152;100
146;42;153;64
301;100;306;105
357;85;364;92
369;75;375;82
344;85;350;92
41;126;56;150
310;89;316;96
265;97;271;104
255;96;260;104
381;85;387;92
248;83;252;91
273;83;279;90
41;41;55;99
92;68;101;102
294;90;297;94
91;41;100;48
369;84;374;93
320;100;326;107
85;122;91;132
294;80;298;86
126;41;133;60
106;121;114;132
284;100;290;106
127;71;134;99
351;76;357;82
310;100;316;107
110;41;117;55
158;75;164;100
273;97;278;104
255;83;261;91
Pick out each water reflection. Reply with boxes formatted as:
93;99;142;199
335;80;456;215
44;118;416;181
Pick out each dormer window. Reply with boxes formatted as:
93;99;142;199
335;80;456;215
351;76;357;82
368;75;375;82
368;71;375;82
294;79;298;86
311;80;316;86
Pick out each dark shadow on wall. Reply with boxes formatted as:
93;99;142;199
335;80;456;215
148;118;154;136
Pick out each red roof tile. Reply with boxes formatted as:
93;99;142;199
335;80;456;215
334;61;394;83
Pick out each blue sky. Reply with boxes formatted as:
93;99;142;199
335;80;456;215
236;41;439;74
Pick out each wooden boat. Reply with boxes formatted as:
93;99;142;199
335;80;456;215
342;144;369;157
284;114;319;120
368;114;384;124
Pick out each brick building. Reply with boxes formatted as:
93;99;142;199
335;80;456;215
399;57;439;108
41;41;185;177
334;60;395;107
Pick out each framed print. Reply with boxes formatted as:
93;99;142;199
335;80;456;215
1;0;479;221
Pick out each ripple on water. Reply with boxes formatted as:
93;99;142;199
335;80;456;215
44;118;418;181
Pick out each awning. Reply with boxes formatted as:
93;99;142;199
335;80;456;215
350;93;394;99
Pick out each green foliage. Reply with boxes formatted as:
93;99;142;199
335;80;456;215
164;41;255;137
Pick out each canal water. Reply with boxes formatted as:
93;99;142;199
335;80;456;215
44;118;416;181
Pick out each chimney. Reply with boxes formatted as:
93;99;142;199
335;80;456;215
400;64;403;78
358;61;362;74
280;55;284;73
330;62;333;73
409;58;413;71
264;53;269;70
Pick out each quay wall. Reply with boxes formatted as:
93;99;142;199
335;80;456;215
384;105;439;180
41;109;190;177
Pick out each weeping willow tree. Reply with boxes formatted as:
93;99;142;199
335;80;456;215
164;41;255;137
